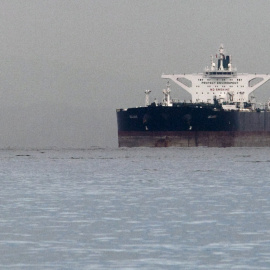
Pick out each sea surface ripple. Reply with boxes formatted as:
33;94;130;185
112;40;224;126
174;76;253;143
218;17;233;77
0;147;270;269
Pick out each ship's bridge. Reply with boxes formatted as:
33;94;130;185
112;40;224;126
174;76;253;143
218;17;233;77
162;45;270;105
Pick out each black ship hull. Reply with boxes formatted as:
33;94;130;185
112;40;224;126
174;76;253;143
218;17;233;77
116;105;270;147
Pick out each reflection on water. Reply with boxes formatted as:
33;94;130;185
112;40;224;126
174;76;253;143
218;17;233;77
0;148;270;269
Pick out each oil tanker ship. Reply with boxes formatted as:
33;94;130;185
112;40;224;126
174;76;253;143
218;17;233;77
116;45;270;147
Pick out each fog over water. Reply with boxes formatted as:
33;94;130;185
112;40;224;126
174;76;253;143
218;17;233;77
1;0;270;148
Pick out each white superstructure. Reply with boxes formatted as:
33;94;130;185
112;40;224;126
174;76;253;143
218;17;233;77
162;44;270;106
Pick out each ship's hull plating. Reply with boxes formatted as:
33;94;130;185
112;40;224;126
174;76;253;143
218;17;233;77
118;131;270;147
117;105;270;147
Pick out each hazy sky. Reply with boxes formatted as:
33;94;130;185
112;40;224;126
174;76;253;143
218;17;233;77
1;0;270;148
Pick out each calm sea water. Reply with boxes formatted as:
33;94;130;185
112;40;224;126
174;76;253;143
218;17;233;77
1;147;270;269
